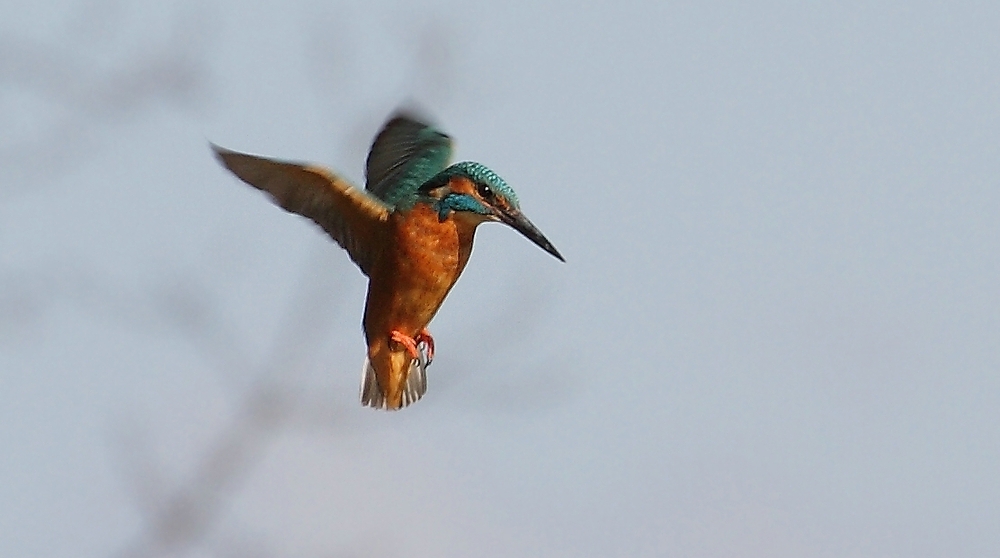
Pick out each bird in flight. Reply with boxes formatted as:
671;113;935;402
212;113;564;410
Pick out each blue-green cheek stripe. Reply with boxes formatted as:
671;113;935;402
436;193;490;221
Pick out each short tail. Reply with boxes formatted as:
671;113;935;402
359;349;429;410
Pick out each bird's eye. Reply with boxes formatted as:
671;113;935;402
476;183;493;200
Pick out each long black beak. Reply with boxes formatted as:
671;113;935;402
498;209;565;262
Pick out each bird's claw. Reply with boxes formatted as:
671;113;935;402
390;329;435;366
414;328;435;365
390;330;421;359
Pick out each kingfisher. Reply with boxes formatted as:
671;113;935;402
212;113;563;410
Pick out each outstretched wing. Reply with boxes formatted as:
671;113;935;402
213;145;390;276
365;113;453;209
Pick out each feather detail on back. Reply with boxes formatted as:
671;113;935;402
212;145;391;276
365;113;452;209
359;348;429;410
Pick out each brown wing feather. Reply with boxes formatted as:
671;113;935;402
212;144;390;275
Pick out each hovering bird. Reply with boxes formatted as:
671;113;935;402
212;113;564;410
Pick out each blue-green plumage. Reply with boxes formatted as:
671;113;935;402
446;162;516;202
428;162;519;220
424;161;519;204
365;114;452;210
436;192;488;220
211;110;564;410
364;114;522;217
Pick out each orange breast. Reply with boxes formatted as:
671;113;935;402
363;203;478;343
361;203;480;408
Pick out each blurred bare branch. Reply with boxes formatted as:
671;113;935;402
0;5;523;556
0;3;212;194
111;243;351;558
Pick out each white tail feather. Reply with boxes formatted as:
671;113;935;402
359;347;429;410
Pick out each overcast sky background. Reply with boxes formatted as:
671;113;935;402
2;1;999;557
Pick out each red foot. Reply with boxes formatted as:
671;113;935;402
389;329;435;365
390;330;421;360
414;328;435;364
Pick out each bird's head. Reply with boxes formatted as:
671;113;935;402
422;161;564;262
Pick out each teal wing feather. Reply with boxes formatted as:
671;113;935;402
365;113;452;209
212;145;390;276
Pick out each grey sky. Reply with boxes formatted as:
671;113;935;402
2;1;999;556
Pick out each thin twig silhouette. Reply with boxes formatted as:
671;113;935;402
0;4;211;194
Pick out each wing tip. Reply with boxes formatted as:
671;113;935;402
388;102;435;128
209;142;237;167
